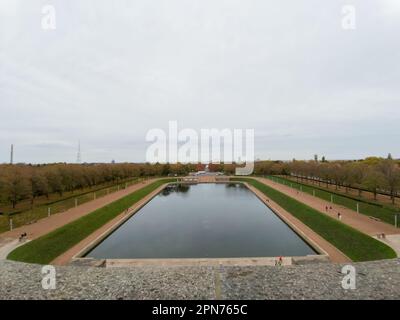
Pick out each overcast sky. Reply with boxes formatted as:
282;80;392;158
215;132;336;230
1;0;399;163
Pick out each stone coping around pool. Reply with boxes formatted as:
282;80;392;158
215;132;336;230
104;256;295;268
242;182;330;258
102;256;330;268
71;182;330;267
242;181;351;263
70;182;172;262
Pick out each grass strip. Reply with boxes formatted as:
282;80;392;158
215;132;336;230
7;179;175;264
233;178;397;261
268;175;399;226
0;178;141;234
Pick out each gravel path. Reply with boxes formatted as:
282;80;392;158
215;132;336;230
0;259;399;299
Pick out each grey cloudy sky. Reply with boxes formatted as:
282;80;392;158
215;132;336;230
1;0;399;163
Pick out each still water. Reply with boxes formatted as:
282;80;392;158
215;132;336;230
86;183;316;259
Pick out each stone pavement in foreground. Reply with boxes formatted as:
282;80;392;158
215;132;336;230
0;259;399;299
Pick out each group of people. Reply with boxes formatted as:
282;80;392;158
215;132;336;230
18;232;27;242
325;206;342;220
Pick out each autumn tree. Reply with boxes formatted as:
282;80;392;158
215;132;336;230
378;159;400;203
362;168;386;200
30;172;50;203
3;167;30;208
45;169;65;197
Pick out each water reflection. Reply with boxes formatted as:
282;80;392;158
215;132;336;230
161;184;191;196
225;182;244;188
87;183;316;259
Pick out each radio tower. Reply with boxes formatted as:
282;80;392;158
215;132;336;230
10;144;14;164
76;141;81;164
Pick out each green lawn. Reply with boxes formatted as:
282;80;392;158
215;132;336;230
7;179;176;264
233;178;397;262
0;178;141;234
267;175;399;226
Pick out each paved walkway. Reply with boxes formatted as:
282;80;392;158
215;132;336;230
52;183;168;265
2;177;398;265
0;179;157;258
245;183;350;263
254;177;400;254
384;235;400;256
0;238;23;260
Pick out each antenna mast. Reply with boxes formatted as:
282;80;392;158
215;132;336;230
77;141;81;163
10;144;14;164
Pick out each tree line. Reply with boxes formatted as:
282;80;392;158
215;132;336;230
0;162;197;209
252;157;400;203
1;157;399;209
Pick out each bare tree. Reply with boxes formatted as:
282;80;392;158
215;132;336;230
362;168;386;200
378;159;400;204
